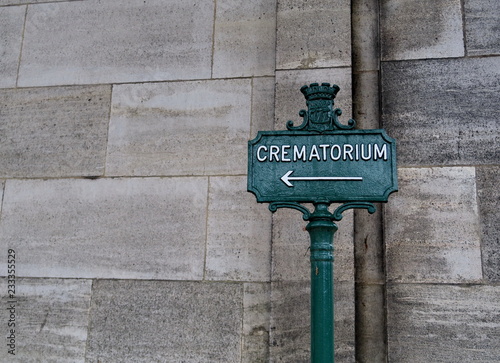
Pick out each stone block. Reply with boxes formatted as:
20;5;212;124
381;0;464;61
476;166;500;282
276;0;351;69
0;177;208;280
86;280;243;363
352;70;380;128
0;180;4;213
272;207;354;283
251;77;276;137
387;283;500;362
0;278;92;362
0;0;65;4
106;79;252;176
213;0;276;78
0;86;111;178
242;283;271;363
352;0;380;72
275;68;352;130
18;0;213;86
385;167;482;283
382;57;500;166
270;280;354;363
0;6;25;88
465;0;500;56
205;176;272;282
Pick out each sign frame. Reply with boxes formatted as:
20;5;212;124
248;128;398;204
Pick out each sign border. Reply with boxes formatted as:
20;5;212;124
247;128;398;204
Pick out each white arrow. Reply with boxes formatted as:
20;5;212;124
280;170;363;187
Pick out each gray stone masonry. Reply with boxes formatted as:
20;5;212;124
242;283;271;363
0;6;24;88
18;0;214;86
86;280;243;363
0;278;92;363
0;86;111;178
1;0;499;362
382;57;500;166
381;0;464;61
206;176;272;282
385;167;482;283
465;0;500;56
213;0;276;78
276;0;351;69
476;166;500;282
0;0;66;4
0;178;208;280
105;79;252;177
387;284;500;362
251;77;276;137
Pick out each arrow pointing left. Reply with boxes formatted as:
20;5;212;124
281;170;363;187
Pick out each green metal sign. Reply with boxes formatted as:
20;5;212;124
247;82;398;363
248;129;397;203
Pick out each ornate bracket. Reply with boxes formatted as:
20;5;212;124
269;202;311;220
269;201;376;222
332;202;376;221
286;83;356;133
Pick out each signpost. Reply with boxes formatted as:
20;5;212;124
247;83;398;362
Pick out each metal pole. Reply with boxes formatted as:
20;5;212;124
306;202;337;363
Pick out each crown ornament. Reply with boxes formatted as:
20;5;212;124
300;82;340;101
287;82;355;132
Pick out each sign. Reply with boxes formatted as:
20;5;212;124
247;82;397;204
248;129;397;203
247;82;398;363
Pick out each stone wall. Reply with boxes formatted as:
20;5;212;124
0;1;276;361
0;0;498;362
381;0;500;361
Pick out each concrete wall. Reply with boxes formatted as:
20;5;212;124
0;0;498;362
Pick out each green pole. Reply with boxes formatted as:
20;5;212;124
306;202;337;363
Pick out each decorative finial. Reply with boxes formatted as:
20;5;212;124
287;82;356;132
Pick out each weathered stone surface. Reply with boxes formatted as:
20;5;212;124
106;79;251;176
251;77;276;137
0;0;65;4
352;0;380;72
213;0;276;78
355;283;387;362
206;176;272;282
242;283;271;363
476;166;500;282
18;0;213;86
387;283;500;362
381;0;464;60
0;6;25;88
0;278;92;363
465;0;500;56
86;280;243;363
272;207;354;283
353;70;380;128
0;180;4;214
385;167;482;283
275;68;352;130
382;57;500;166
0;177;208;280
276;0;351;70
270;280;354;363
0;86;110;178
